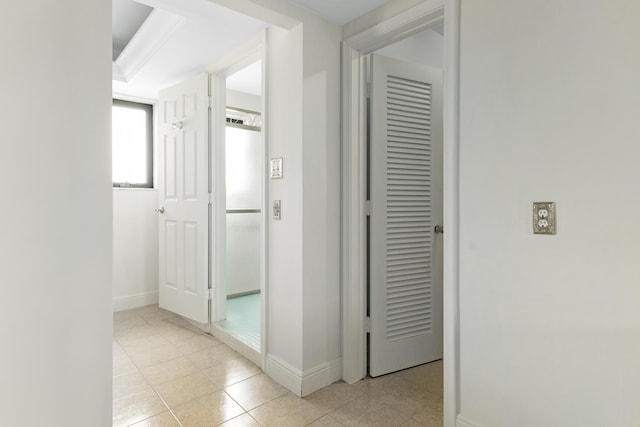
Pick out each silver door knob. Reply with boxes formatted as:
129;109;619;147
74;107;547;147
434;225;444;234
155;206;165;214
172;121;183;130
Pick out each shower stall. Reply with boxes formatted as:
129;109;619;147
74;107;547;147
217;107;263;352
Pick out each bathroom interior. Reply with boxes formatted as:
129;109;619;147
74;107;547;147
216;60;264;353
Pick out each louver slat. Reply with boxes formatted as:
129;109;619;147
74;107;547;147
385;73;433;343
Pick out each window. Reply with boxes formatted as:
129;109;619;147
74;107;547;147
112;99;153;188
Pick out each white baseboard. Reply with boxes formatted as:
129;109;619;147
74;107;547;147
265;355;304;396
301;358;343;397
264;355;343;398
112;290;158;312
457;414;481;427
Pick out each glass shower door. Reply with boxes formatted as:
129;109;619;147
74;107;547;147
220;124;262;350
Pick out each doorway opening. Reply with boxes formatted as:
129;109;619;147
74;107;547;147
155;44;267;368
214;60;265;356
111;0;269;365
341;0;461;425
366;23;445;378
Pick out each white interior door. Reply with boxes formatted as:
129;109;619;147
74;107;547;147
158;73;210;324
369;54;443;377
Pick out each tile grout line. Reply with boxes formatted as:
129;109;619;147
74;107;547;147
115;306;444;427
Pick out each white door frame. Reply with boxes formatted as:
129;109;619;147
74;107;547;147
341;0;461;426
207;32;269;368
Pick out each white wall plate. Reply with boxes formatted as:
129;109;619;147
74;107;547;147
270;157;283;179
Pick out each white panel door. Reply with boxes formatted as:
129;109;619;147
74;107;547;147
369;54;443;377
158;74;209;323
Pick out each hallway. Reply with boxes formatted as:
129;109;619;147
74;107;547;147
113;305;443;426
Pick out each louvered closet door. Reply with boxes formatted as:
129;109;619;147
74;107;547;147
369;54;443;377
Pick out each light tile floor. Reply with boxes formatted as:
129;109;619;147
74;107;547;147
113;305;443;427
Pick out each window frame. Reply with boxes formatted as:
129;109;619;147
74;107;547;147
112;99;154;188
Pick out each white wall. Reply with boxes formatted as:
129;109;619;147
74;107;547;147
265;22;305;378
113;189;159;311
252;0;343;392
300;14;342;383
376;28;444;69
227;89;261;112
458;1;640;426
0;1;112;426
213;0;343;396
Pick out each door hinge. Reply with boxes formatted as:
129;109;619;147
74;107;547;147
208;193;213;205
365;200;371;216
208;288;214;300
365;316;371;333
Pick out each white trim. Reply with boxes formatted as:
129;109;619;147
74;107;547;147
206;33;263;77
112;291;158;312
259;31;269;372
456;415;482;427
301;358;343;397
112;93;157;105
345;0;446;53
113;9;184;82
340;42;368;384
112;63;126;83
265;354;303;396
443;2;462;426
210;73;227;324
263;355;343;398
341;1;461;427
208;0;299;30
207;32;268;366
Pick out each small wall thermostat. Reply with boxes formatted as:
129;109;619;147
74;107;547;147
533;202;556;235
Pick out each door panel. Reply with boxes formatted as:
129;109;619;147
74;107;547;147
165;221;178;287
183;131;198;199
164;135;178;199
158;74;209;323
369;54;443;377
184;222;199;293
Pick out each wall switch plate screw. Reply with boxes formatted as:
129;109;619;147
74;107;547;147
533;202;555;235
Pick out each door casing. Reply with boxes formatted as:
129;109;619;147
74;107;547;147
340;1;461;426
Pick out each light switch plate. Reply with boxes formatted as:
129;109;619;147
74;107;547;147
270;157;283;179
273;200;281;220
533;202;556;235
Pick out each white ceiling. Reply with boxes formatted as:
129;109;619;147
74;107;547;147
112;0;267;100
112;0;153;61
290;0;389;25
112;0;390;100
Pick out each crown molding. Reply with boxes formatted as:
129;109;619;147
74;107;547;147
112;8;184;83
